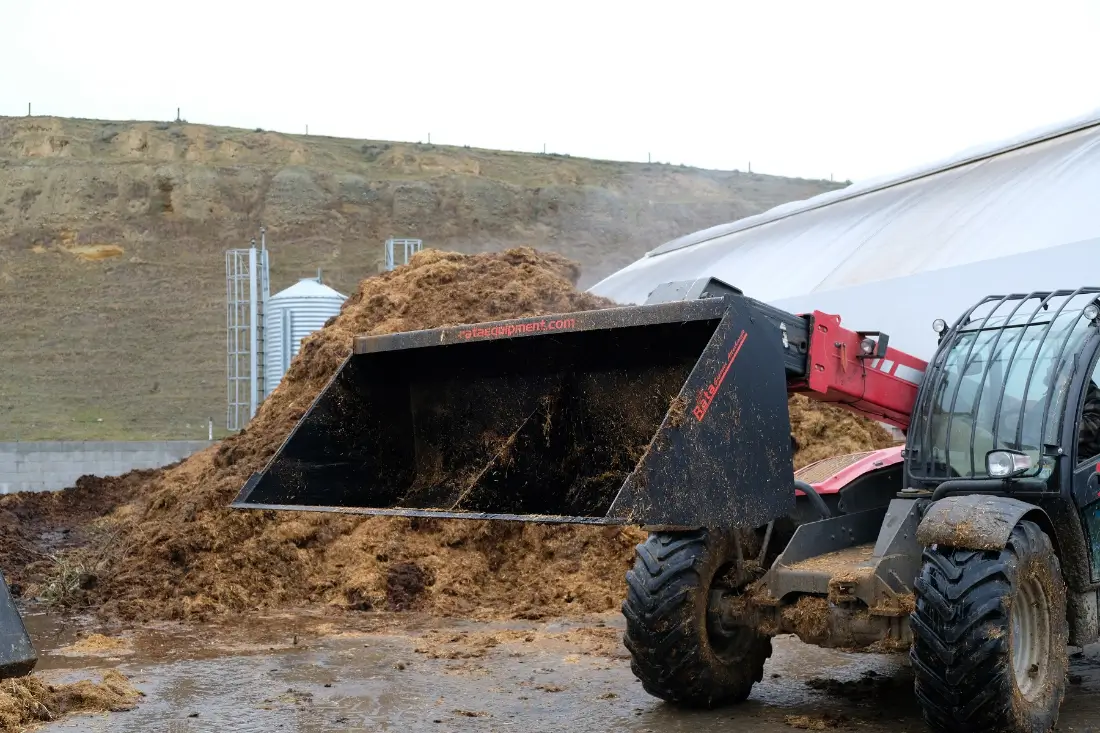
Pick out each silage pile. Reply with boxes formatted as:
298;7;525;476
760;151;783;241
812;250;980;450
0;248;893;623
788;394;895;467
0;670;141;731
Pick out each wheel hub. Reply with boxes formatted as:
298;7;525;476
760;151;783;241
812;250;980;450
707;588;752;661
1011;574;1051;700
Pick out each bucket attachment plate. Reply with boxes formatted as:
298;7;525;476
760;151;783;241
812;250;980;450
233;297;797;530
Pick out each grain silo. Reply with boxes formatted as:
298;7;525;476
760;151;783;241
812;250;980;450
263;277;347;398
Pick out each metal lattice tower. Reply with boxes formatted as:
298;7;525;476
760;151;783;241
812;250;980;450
225;230;271;432
225;250;251;432
385;238;423;271
257;229;271;395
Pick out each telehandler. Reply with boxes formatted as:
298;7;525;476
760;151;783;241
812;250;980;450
235;278;1100;733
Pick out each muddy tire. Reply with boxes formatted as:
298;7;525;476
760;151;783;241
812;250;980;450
910;520;1068;733
621;529;772;708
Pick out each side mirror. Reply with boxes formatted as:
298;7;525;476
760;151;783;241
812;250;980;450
986;449;1032;478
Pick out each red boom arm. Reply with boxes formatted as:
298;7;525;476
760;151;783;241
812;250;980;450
787;310;928;432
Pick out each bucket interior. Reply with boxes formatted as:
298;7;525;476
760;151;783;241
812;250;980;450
241;317;722;519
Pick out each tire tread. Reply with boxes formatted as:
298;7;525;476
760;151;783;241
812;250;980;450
622;529;771;707
910;520;1067;733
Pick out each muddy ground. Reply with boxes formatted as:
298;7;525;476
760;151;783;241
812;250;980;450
23;610;1100;733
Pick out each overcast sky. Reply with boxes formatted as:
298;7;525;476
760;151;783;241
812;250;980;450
4;0;1099;182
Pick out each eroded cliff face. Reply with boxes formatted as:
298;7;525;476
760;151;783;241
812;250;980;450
0;116;840;439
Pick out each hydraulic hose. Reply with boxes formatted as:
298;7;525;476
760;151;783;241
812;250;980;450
794;479;832;520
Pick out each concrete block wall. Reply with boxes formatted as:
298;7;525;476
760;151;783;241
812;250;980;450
0;441;212;494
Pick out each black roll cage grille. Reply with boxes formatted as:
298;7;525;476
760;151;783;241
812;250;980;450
909;288;1100;482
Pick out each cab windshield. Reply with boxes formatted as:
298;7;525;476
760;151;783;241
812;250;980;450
913;307;1089;479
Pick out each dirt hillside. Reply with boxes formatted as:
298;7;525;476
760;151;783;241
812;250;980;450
0;249;892;624
0;115;842;440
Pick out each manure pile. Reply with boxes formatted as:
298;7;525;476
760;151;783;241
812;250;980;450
0;248;893;623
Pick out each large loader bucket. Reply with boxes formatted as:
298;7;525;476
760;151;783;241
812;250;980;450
233;296;797;530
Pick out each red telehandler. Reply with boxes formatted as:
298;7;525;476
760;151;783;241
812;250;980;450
235;278;1100;733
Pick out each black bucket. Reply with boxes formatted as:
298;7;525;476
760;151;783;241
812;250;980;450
233;297;797;530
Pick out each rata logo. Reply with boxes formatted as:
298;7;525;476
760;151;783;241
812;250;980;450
693;330;748;421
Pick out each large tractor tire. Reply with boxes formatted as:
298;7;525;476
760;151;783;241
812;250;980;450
910;520;1068;733
621;529;772;708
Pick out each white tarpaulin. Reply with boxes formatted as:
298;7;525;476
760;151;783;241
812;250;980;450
589;109;1100;360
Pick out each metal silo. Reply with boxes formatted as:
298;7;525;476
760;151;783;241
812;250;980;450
263;277;347;398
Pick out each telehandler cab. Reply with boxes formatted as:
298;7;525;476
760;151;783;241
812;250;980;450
235;279;1100;733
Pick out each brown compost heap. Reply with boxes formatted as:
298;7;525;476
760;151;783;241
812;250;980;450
0;670;141;731
0;248;894;623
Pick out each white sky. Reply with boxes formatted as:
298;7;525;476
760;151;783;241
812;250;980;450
4;0;1099;182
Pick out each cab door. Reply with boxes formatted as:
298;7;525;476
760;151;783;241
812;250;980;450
1072;460;1100;582
1070;352;1100;582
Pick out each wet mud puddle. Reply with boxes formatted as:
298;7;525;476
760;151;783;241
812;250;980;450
23;610;1100;732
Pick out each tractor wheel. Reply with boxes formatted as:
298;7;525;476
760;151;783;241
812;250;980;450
621;529;772;707
910;520;1068;733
